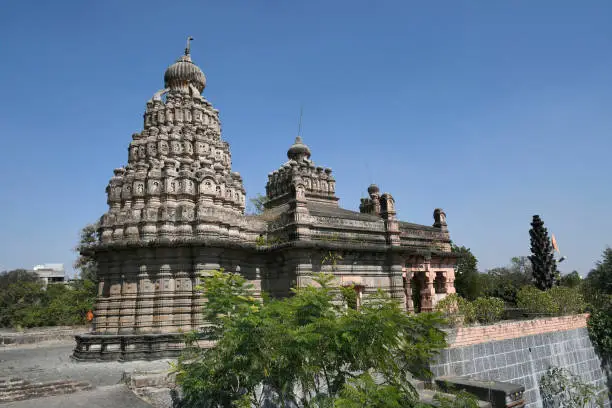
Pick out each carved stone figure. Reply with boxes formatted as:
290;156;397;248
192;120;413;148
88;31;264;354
159;140;169;155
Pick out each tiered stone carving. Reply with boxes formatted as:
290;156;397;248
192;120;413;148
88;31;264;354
265;136;337;208
99;45;248;245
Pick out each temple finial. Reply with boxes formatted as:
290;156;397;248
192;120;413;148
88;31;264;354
185;36;194;56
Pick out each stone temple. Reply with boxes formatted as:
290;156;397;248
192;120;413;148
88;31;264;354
74;41;458;360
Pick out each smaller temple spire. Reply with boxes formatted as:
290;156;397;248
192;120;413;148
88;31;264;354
185;36;194;56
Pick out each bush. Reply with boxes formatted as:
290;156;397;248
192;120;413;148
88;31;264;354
175;272;449;408
0;273;97;329
517;286;558;316
587;300;612;361
539;366;604;408
549;286;586;316
472;297;505;324
435;294;476;326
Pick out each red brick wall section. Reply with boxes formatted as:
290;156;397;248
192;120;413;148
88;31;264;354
448;314;589;348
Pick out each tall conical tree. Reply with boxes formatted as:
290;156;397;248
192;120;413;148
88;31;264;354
529;215;558;290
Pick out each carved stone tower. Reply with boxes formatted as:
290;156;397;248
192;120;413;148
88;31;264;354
100;42;251;245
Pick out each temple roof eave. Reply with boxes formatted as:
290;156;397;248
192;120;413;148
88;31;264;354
88;237;460;259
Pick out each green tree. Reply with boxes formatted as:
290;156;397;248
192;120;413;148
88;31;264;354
43;280;97;326
73;222;99;282
481;263;532;306
0;269;97;329
174;271;448;408
0;269;39;290
559;271;582;288
585;248;612;367
549;286;586;316
247;193;269;215
509;256;533;279
0;277;46;328
529;215;558;290
583;248;612;308
451;244;481;300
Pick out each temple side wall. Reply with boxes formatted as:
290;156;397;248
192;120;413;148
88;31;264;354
430;315;610;408
93;246;265;335
92;245;413;336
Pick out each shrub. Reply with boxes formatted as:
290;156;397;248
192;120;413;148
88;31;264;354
539;366;604;408
435;294;476;326
549;286;586;316
0;275;96;329
472;297;505;324
587;301;612;361
175;271;449;408
516;286;558;316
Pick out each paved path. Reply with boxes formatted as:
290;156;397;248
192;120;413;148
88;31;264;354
0;343;173;386
1;384;153;408
1;342;176;407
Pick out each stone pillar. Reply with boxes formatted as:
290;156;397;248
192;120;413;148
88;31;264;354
443;267;456;295
105;254;123;334
420;259;436;312
403;269;414;313
118;257;138;334
389;255;406;306
156;263;174;334
292;183;311;240
252;266;263;301
380;193;400;246
173;247;193;332
135;249;154;333
293;252;313;289
93;256;110;334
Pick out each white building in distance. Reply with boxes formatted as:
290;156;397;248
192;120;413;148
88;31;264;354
32;264;66;285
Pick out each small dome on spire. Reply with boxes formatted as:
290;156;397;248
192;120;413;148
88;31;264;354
287;136;311;161
164;37;207;93
367;184;380;196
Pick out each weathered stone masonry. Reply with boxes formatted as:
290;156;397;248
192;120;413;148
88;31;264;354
73;41;458;360
431;315;610;408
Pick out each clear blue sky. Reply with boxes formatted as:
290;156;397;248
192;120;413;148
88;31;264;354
1;1;610;276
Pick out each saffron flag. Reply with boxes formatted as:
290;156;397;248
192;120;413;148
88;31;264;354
551;234;560;253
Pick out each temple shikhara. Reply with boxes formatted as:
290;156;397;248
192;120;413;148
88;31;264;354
74;41;458;360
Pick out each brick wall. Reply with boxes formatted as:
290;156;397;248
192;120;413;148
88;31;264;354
431;316;609;408
447;314;589;348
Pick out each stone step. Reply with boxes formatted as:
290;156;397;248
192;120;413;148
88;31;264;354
0;378;92;404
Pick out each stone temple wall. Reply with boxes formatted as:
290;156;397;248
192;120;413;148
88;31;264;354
430;315;610;408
